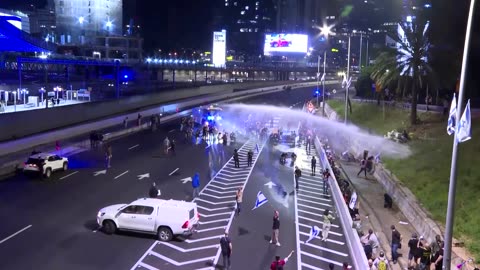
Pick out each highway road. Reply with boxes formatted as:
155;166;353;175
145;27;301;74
0;84;352;270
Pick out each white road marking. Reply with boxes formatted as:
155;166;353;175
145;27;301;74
114;170;129;179
184;235;223;243
299;231;345;245
301;262;326;270
200;212;231;218
93;169;107;176
0;225;32;244
197;205;232;212
137;262;159;270
298;197;332;208
196;226;225;233
149;250;215;266
159;242;219;252
298;215;341;229
301;251;351;268
302;242;349;256
128;144;139;150
198;219;229;225
168;168;179;176
59;171;79;180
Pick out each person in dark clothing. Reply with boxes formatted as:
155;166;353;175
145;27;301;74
169;139;176;156
233;149;240;168
311;156;317;176
222;133;228;146
270;210;281;246
294;166;301;191
391;225;402;264
408;233;419;269
305;136;312;154
357;159;367;178
417;237;431;270
323;169;331;195
149;182;159;198
219;231;232;270
247;149;253;167
432;241;444;270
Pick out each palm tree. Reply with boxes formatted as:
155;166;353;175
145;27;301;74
371;21;432;125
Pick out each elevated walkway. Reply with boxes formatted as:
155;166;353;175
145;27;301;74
0;17;56;52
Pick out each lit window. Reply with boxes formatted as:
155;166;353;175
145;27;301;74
256;1;259;5
245;6;249;10
241;11;245;15
234;2;237;6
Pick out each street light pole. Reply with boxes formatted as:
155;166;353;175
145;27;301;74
443;0;476;269
345;35;351;124
316;55;320;107
359;33;363;72
322;50;326;116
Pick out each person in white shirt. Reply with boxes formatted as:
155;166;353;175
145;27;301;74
373;251;389;270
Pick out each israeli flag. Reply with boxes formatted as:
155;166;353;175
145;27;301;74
305;225;321;244
320;73;325;82
252;191;268;210
447;94;457;135
457;100;472;143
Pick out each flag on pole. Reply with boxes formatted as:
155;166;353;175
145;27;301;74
305;225;321;244
252;191;268;210
447;94;457;135
457;100;472;143
255;143;259;153
320;73;325;82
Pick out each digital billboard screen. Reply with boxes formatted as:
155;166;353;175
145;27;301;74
212;30;226;67
264;34;308;56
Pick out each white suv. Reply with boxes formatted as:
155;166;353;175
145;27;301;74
23;153;68;178
97;198;199;242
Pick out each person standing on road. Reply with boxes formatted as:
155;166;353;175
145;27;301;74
104;144;112;169
408;233;419;269
169;139;176;156
306;135;312;155
311;156;317;176
235;187;243;216
233;149;240;168
321;209;335;242
270;210;281;246
432;241;444;270
192;173;200;199
149;182;159;198
322;169;331;195
219;231;232;270
357;158;368;178
270;250;294;270
390;225;402;264
247;149;253;167
294;166;302;191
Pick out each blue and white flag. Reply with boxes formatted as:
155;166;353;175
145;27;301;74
255;143;259;153
305;225;321;244
447;94;457;135
252;191;268;210
457;100;472;143
320;73;325;82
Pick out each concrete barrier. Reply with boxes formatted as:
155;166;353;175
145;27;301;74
314;136;369;270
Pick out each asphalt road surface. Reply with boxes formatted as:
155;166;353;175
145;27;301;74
0;84;351;270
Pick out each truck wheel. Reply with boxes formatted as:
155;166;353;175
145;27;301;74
44;168;52;178
102;220;117;235
62;162;68;171
157;227;173;242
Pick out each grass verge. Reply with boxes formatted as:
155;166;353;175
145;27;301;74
328;99;480;259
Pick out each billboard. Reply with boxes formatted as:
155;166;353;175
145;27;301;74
264;34;308;56
212;30;226;67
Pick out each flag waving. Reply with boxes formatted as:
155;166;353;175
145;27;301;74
255;143;259;153
320;73;325;82
457;100;471;143
252;191;268;210
305;225;321;244
447;94;457;135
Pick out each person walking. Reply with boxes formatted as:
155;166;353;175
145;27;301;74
321;209;335;241
192;173;200;199
294;166;302;191
169;139;176;156
417;237;431;270
373;251;389;270
432;241;444;270
149;182;159;198
270;210;281;246
219;231;232;270
247;149;253;167
357;158;368;178
163;137;170;155
306;135;312;155
408;233;419;269
235;187;243;216
233;149;240;168
104;144;112;169
123;116;128;129
311;156;317;176
390;225;402;264
270;250;294;270
322;169;331;195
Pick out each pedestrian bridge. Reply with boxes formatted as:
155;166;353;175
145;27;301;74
0;16;56;52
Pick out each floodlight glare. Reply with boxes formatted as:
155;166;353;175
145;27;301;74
78;16;85;24
320;24;333;38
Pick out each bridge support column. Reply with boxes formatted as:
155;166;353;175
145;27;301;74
172;69;176;89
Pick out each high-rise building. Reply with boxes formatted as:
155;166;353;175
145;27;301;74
215;0;276;54
53;0;123;45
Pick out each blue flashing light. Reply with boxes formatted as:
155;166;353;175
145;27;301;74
169;59;173;63
424;3;431;8
207;116;214;121
186;60;190;64
216;116;222;121
124;75;128;79
179;60;184;64
174;60;179;64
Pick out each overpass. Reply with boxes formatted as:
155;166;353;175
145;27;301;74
0;17;56;53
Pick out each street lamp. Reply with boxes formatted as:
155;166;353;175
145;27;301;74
21;89;28;107
318;24;333;115
78;16;85;24
39;87;45;106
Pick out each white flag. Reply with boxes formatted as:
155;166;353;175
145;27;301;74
305;225;321;244
320;73;325;82
252;191;268;210
457;100;472;143
447;94;457;135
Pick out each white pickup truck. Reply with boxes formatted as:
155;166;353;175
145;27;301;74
97;198;199;241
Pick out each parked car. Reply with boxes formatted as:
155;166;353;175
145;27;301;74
97;198;199;242
23;153;68;178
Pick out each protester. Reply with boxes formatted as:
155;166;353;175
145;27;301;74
220;231;232;270
408;233;419;269
270;250;294;270
235;187;243;216
357;158;367;178
270;210;281;246
104;144;112;169
432;241;444;270
373;251;389;270
233;149;240;168
321;209;335;242
322;168;331;195
192;173;200;198
311;156;317;176
390;225;402;264
294;166;301;191
417;237;431;270
149;182;159;198
247;149;253;167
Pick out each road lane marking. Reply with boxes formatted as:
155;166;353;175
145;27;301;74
59;171;79;180
159;242;219;252
149;250;215;266
301;251;351;268
114;170;129;179
302;242;349;256
128;144;139;150
299;231;345;245
168;168;179;176
138;262;159;270
198;219;229;225
184;235;223;243
0;225;32;244
196;226;225;233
